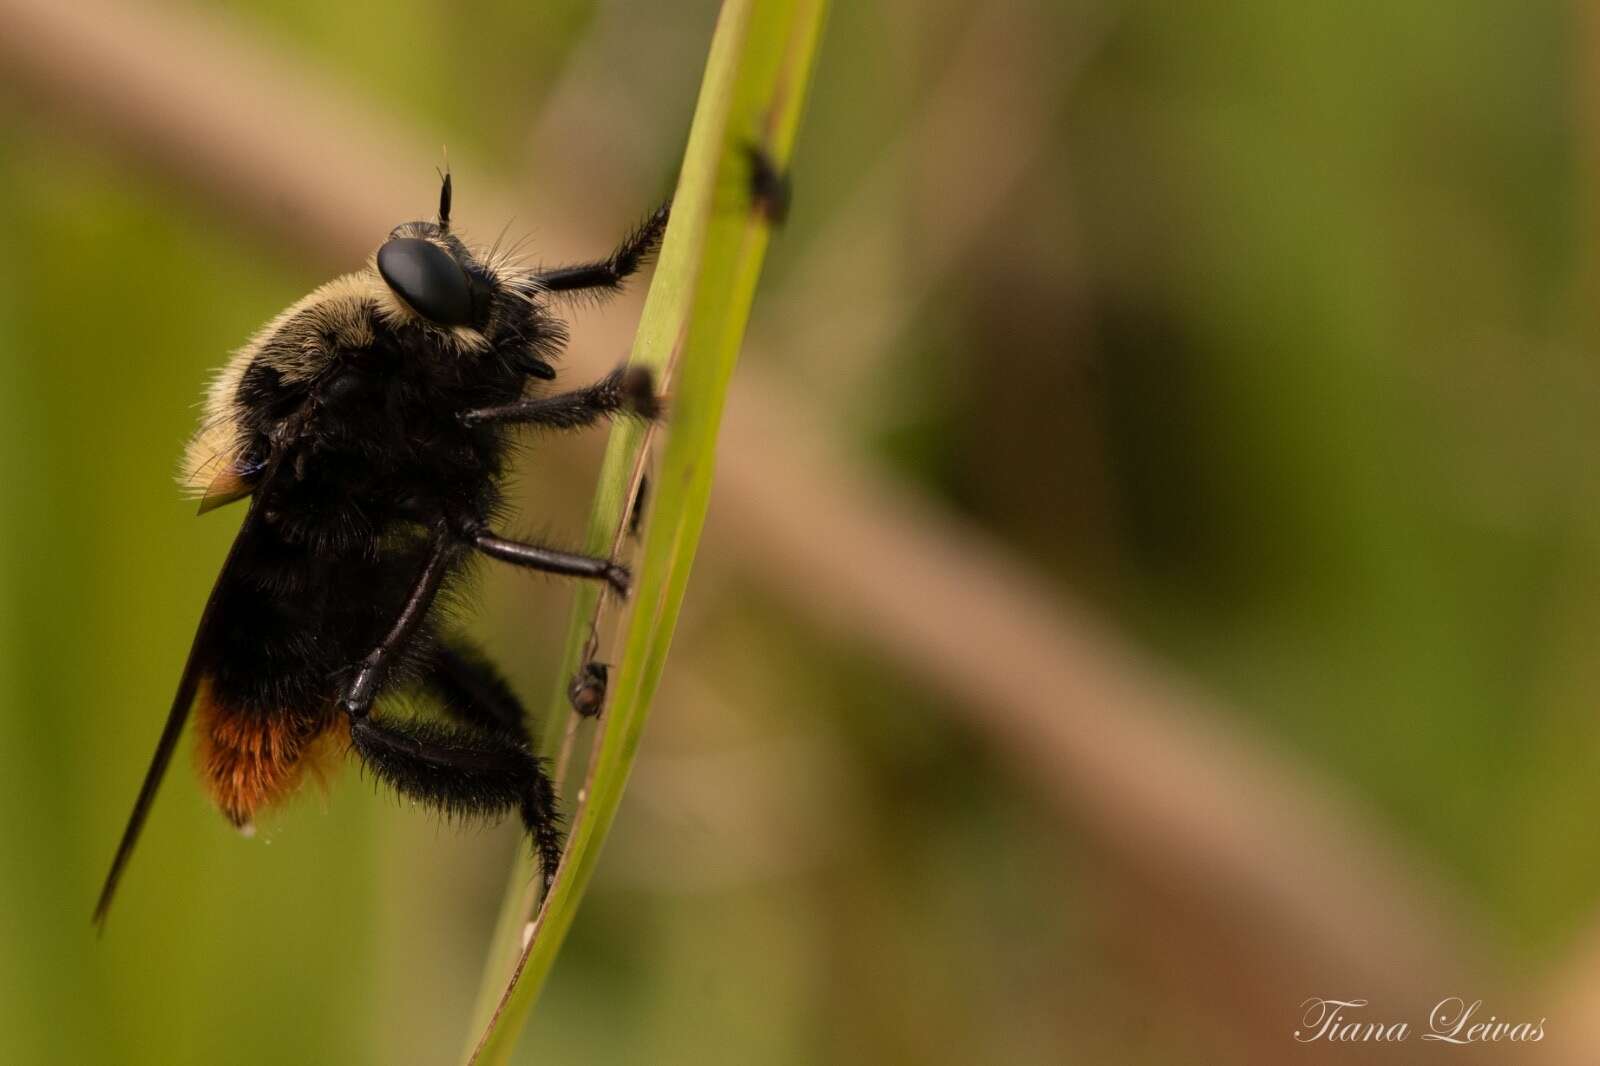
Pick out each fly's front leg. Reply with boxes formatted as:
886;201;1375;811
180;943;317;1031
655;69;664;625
460;365;660;430
534;200;670;296
340;530;454;717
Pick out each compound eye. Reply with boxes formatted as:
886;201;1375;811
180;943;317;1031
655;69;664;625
377;237;473;326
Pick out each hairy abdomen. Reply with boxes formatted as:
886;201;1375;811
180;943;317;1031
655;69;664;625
193;678;345;827
195;515;445;826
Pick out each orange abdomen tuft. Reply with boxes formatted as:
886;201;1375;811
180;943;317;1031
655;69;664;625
193;680;342;828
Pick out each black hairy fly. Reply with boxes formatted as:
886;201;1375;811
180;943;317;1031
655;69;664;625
94;173;667;925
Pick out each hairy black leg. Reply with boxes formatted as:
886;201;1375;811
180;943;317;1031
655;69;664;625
535;200;670;294
346;713;563;888
743;141;792;225
424;640;531;742
340;529;453;716
460;365;659;429
468;528;630;595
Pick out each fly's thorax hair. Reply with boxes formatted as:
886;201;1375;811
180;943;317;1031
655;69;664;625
178;272;378;500
178;219;554;503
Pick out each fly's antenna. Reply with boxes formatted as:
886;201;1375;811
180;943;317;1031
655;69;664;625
437;149;452;233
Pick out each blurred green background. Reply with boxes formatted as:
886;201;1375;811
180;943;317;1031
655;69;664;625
2;0;1595;1063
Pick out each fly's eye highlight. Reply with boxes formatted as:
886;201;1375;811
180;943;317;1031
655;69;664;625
377;237;474;326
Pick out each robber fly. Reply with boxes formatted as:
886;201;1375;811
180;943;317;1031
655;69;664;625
93;173;666;925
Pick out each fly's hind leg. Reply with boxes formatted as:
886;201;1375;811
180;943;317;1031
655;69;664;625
346;709;563;889
424;639;534;744
415;640;562;882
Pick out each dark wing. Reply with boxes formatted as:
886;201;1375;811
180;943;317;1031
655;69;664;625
92;495;269;929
